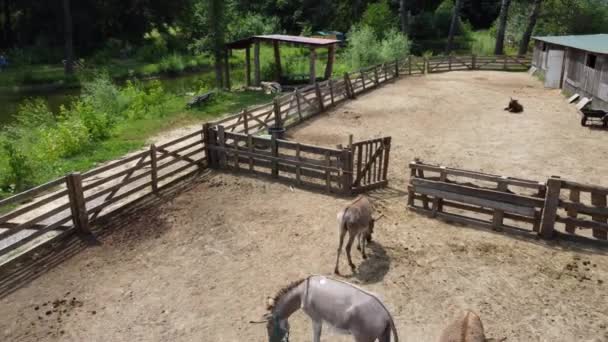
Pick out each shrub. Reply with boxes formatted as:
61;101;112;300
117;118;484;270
158;54;186;74
380;30;410;62
360;0;398;40
345;25;382;69
1;141;35;192
228;13;280;41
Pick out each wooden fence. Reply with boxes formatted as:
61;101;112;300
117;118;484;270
0;53;532;265
408;161;608;243
0;130;207;266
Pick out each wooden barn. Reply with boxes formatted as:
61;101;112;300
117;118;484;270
532;34;608;110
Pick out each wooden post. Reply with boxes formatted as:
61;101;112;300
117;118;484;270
408;57;412;75
374;66;379;85
591;191;608;240
449;54;452;71
383;63;388;81
218;125;227;168
245;46;251;86
342;148;352;195
472;54;477;70
324;45;335;79
247;135;254;171
503;55;507;70
315;82;324;111
309;47;317;84
344;73;354;99
202;123;213;168
66;173;90;234
271;135;278;178
295;89;303;121
395;59;400;77
325;151;331;193
539;177;562;239
329;80;335;105
565;188;579;233
242;109;249;134
295;143;301;185
492;177;509;229
361;70;366;90
150;144;158;193
224;50;231;90
273;97;282;128
254;40;261;86
273;41;282;81
382;137;391;183
431;166;447;217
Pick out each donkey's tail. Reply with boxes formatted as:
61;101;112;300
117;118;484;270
389;313;399;342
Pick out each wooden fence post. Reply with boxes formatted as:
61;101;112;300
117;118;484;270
374;66;380;85
449;54;452;71
343;73;353;99
424;57;429;75
342;147;352;195
66;173;91;234
218;125;227;168
273;97;282;128
565;188;579;233
472;55;477;70
492;176;508;229
150;144;158;193
203;123;215;168
329;79;335;105
295;88;303;120
395;59;400;77
242;109;249;135
539;177;562;239
408;57;412;75
315;82;324;112
271;135;279;178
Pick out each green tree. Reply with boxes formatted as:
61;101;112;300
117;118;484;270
360;0;398;39
446;0;463;53
518;0;542;55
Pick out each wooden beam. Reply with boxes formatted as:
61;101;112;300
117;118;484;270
245;46;251;86
310;47;317;84
254;40;261;86
539;177;561;239
273;41;282;82
324;45;335;79
66;173;91;234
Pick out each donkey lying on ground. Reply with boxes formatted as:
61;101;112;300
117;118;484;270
504;98;523;113
334;195;375;275
250;275;399;342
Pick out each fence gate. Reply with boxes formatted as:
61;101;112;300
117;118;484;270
351;137;392;193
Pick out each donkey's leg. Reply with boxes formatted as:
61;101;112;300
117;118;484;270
334;225;347;275
360;233;368;259
345;231;357;271
312;320;322;342
378;323;392;342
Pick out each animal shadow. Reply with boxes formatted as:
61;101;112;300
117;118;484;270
354;241;390;284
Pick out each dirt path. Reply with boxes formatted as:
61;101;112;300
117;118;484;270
1;71;607;342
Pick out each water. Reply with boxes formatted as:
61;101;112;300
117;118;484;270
0;70;221;127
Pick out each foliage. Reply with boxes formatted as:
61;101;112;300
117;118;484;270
159;54;187;74
468;30;497;55
227;13;281;41
360;0;398;40
345;25;410;69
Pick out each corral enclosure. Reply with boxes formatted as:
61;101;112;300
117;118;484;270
1;70;608;341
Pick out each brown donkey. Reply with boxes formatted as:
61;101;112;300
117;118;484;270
334;195;375;275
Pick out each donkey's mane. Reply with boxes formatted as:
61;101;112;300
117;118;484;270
270;278;306;309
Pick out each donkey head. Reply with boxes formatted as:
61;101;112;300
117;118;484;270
250;298;290;342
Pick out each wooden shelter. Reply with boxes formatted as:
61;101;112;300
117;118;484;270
532;34;608;110
225;34;340;87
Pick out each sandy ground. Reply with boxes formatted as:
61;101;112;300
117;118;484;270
1;71;608;342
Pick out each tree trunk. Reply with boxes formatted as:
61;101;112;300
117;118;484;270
445;0;463;54
494;0;512;55
62;0;74;74
519;0;542;55
2;0;12;48
209;0;225;88
399;0;408;35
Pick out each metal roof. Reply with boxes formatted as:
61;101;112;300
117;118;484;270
226;34;340;49
532;34;608;55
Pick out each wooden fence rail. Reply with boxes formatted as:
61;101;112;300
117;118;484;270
408;161;608;243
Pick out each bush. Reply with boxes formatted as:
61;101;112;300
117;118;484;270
158;54;186;74
380;30;410;62
228;13;280;41
360;0;398;40
345;25;382;69
1;141;35;192
136;29;169;63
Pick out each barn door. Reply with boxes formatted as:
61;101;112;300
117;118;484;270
351;137;391;193
545;49;565;88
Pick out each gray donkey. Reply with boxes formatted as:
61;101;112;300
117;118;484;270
335;195;375;275
250;275;399;342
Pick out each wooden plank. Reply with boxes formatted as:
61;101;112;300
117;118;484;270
157;129;204;150
218;125;227;168
565;188;580;233
0;201;71;242
0;177;67;208
309;47;316;84
271;135;278;178
556;216;608;233
356;143;363;186
415;185;536;217
254;40;261;85
84;170;152;203
434;196;538;225
0;190;68;226
325;152;331;192
411;178;545;207
296;144;301;185
245;46;251;86
382;137;390;182
329;80;335;105
591;192;608;240
156;148;205;172
157;159;201;183
156;147;198;166
431;167;447;217
0;216;73;257
539;177;561;239
315;82;324;111
561;180;608;196
248;135;254;171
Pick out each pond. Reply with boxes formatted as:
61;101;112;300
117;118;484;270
0;70;219;127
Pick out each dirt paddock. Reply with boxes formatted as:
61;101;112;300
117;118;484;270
2;71;608;342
